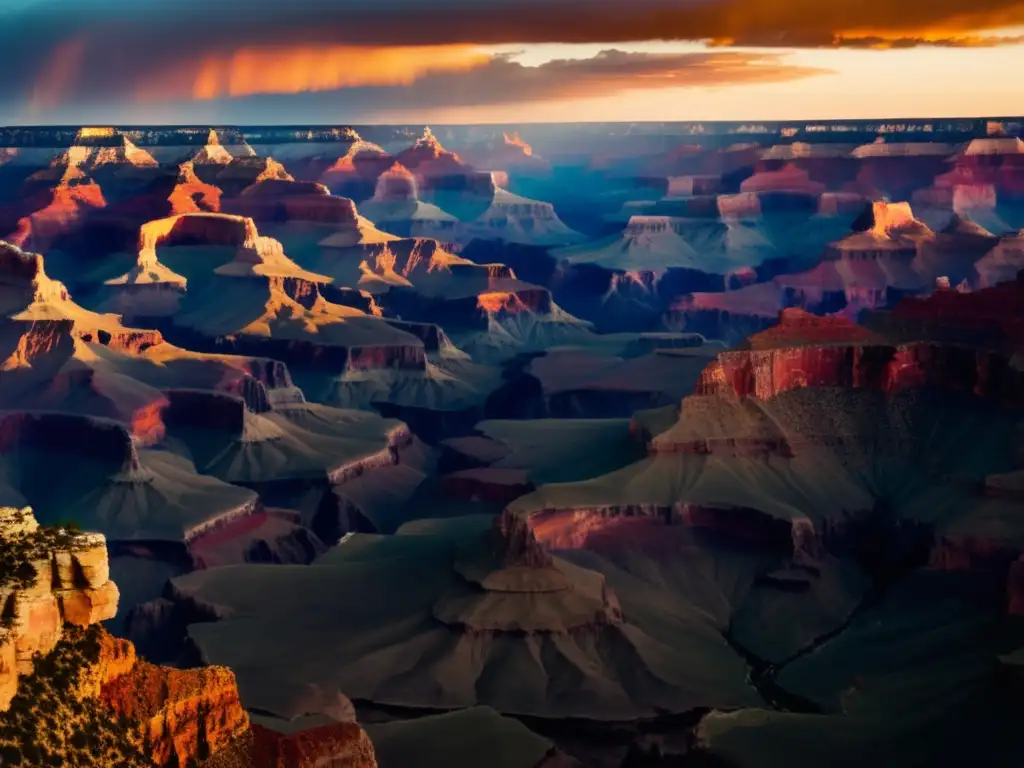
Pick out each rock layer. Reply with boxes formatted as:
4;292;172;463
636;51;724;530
0;507;118;708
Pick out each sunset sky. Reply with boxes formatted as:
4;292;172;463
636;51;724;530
2;0;1023;124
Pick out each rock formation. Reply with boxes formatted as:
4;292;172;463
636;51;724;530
395;127;468;178
458;132;553;176
358;162;460;239
463;183;585;247
740;164;825;196
54;128;159;171
317;136;395;200
190;129;235;167
0;511;377;767
249;721;377;768
223;178;373;227
1;240;164;363
215;157;293;196
0;506;117;709
3;165;107;252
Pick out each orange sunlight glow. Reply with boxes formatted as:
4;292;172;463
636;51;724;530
188;44;491;100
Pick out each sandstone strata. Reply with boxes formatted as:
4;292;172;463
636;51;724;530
249;721;377;768
100;634;250;766
695;308;1024;404
0;506;118;709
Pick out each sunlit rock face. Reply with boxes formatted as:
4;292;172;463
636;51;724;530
0;506;117;706
137;212;259;256
1;240;164;361
2;165;107;252
317;136;395;201
395;127;469;178
190;129;236;166
54;128;159;172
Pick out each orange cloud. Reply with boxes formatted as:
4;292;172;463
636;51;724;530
134;44;490;102
677;0;1024;48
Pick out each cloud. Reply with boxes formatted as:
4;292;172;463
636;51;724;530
7;0;1024;50
2;0;1020;118
356;49;829;109
15;48;827;124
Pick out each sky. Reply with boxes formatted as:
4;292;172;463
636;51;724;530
1;0;1023;124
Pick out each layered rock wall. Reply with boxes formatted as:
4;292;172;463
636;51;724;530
0;507;118;709
250;722;378;768
137;213;259;257
100;637;250;766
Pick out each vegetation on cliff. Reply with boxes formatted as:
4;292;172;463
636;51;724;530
0;624;148;767
0;510;88;592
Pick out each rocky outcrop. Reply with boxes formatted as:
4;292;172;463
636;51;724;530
371;162;417;202
2;241;164;355
249;721;377;768
215;157;294;196
166;161;223;215
825;200;935;260
0;619;256;767
0;507;117;709
317;140;395;199
137;212;259;257
56;130;159;171
100;635;250;766
190;130;235;166
223;180;363;226
466;186;585;246
0;502;372;767
740;164;825;196
881;270;1024;349
395;127;468;177
696;309;1024;403
5;173;107;252
459;131;553;176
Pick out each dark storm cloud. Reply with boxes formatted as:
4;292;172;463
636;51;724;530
7;0;1024;48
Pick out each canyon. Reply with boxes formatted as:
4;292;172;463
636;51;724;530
0;120;1022;768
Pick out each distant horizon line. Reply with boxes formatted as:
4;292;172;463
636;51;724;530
2;114;1023;131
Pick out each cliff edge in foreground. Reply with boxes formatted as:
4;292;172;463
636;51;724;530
0;506;378;767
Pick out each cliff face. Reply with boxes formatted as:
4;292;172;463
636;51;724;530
695;308;1024;404
0;507;378;767
249;722;377;768
137;212;259;256
223;180;362;226
0;507;117;709
0;620;254;768
7;180;107;252
100;637;250;766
